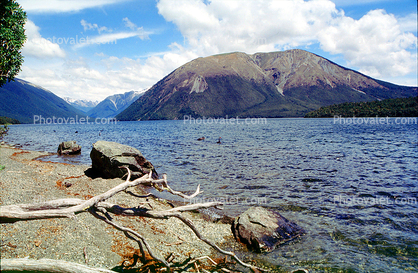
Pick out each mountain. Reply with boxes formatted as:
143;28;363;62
0;79;86;124
63;97;99;113
116;49;417;120
87;90;145;118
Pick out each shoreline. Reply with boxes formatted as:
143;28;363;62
0;143;245;270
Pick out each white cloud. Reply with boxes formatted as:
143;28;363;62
157;0;417;81
73;18;151;49
72;31;150;49
122;17;137;30
80;19;110;33
398;13;418;33
330;0;392;6
157;0;340;56
19;47;197;101
18;0;130;13
21;20;66;59
318;9;417;78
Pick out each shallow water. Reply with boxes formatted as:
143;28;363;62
3;118;418;272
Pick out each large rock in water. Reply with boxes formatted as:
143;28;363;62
57;141;81;155
231;206;305;253
90;141;158;179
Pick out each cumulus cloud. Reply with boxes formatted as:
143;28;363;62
318;9;417;78
157;0;417;80
19;47;197;101
157;0;340;55
21;20;66;59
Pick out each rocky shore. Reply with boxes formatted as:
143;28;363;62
0;143;244;270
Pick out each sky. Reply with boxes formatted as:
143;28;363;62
16;0;418;101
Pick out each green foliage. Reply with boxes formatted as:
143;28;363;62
0;0;27;87
0;165;5;171
0;116;20;124
0;116;18;137
0;124;8;138
305;97;418;118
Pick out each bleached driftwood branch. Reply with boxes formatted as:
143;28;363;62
0;168;266;272
0;168;202;223
1;258;117;273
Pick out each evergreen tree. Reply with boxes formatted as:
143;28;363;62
0;0;27;87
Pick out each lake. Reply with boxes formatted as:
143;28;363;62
3;117;418;272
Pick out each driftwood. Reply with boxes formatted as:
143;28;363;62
1;258;116;273
0;167;266;272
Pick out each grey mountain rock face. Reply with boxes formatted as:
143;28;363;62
87;90;145;118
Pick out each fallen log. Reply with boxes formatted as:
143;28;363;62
1;258;117;273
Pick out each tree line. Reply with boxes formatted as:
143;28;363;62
305;96;418;118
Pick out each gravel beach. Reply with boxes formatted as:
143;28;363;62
0;143;245;270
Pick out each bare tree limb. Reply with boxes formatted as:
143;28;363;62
89;206;169;268
157;173;203;199
0;258;117;273
0;169;201;223
173;214;267;272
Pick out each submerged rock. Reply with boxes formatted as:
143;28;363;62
57;141;81;155
231;206;305;253
90;140;158;179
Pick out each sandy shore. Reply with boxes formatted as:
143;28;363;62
0;143;244;270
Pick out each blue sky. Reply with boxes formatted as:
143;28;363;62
17;0;417;101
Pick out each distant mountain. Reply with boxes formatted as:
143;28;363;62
0;79;86;124
63;97;99;113
87;90;145;118
117;49;417;120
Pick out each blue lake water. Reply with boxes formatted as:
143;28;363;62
2;118;418;272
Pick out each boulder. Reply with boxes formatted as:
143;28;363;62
90;141;158;179
57;141;81;155
231;206;305;253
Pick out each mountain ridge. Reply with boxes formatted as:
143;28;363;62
63;97;99;113
87;90;145;118
117;49;417;121
0;79;87;124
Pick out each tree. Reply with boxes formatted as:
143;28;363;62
0;0;27;87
